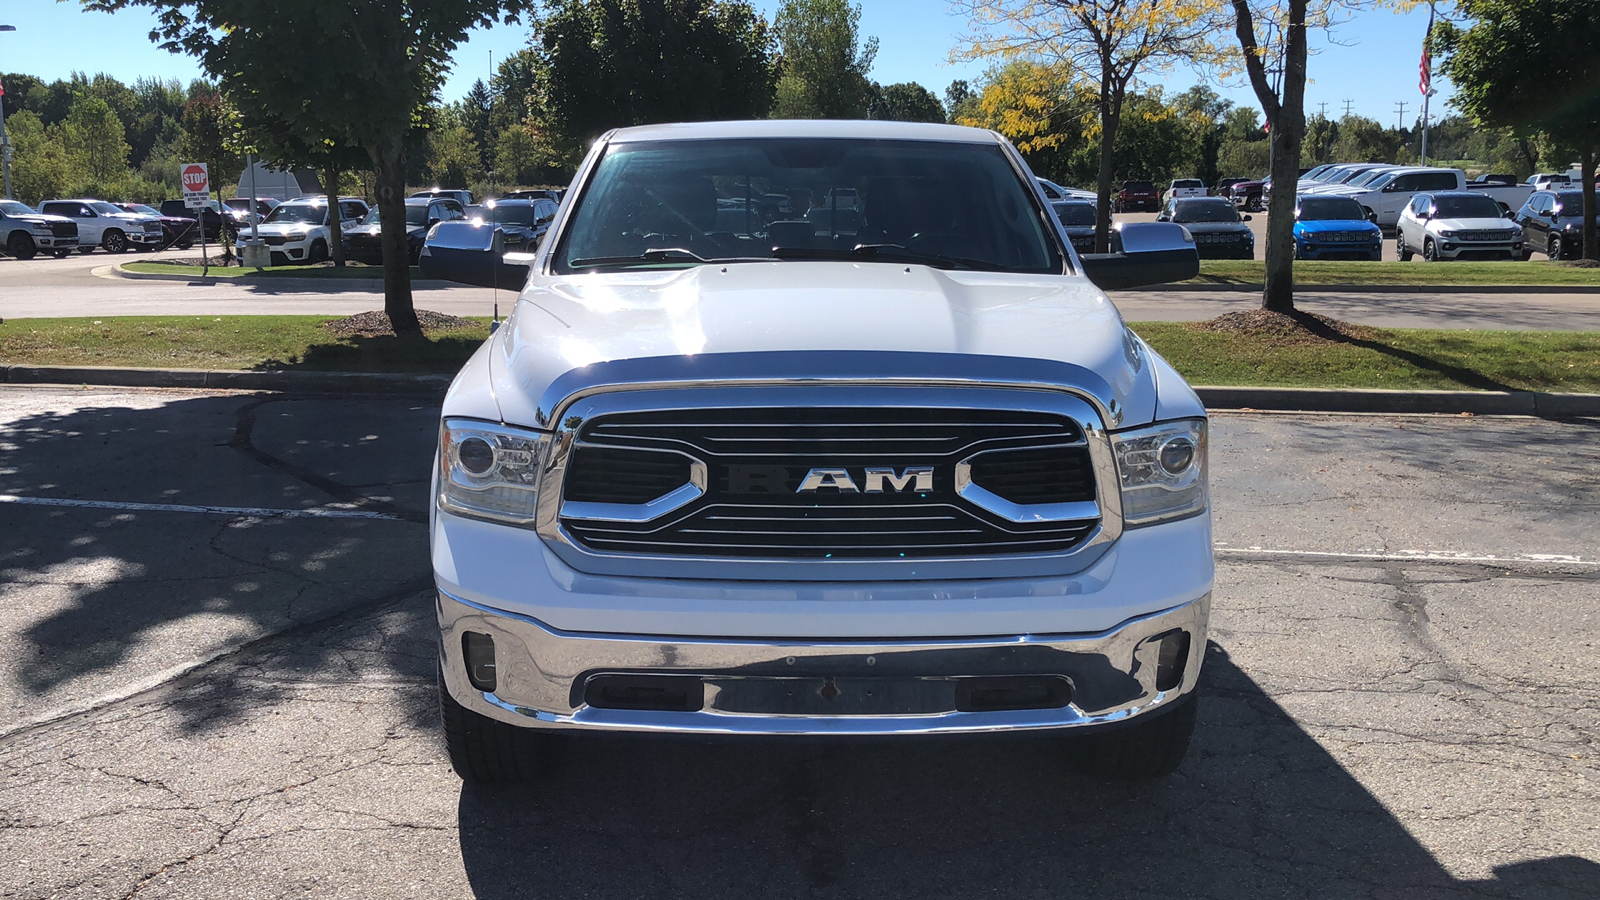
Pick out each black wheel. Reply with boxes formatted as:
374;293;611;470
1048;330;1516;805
1068;690;1199;780
53;250;72;259
1423;237;1440;262
177;238;194;250
1246;194;1263;212
78;246;96;255
438;663;543;783
7;232;38;261
1547;235;1564;261
102;229;128;253
1396;234;1414;262
308;240;329;264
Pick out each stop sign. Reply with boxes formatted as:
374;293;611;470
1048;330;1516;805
182;164;209;193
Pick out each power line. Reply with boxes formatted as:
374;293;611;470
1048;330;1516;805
1342;99;1355;118
1395;101;1408;131
1318;102;1328;119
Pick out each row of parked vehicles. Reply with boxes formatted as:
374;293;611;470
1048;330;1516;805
0;187;567;265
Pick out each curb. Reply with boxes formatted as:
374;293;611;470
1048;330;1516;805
1156;282;1600;294
1194;386;1600;417
107;261;454;291
0;365;453;395
3;365;1598;416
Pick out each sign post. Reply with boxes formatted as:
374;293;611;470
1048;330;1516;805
182;163;210;272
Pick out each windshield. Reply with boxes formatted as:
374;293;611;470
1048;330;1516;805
0;201;35;216
1554;193;1584;214
265;204;327;226
1171;201;1239;224
1347;170;1389;188
124;204;160;216
1432;195;1504;218
91;201;124;215
556;137;1062;273
483;205;537;226
1173;179;1202;188
1298;197;1367;221
1302;165;1333;181
1052;203;1095;226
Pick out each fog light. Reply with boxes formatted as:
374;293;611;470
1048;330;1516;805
1155;630;1191;692
462;631;497;692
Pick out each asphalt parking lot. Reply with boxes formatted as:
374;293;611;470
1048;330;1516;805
1;386;1595;899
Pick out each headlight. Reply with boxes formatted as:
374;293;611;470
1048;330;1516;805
1111;418;1208;527
1439;229;1458;238
438;419;552;526
31;221;52;230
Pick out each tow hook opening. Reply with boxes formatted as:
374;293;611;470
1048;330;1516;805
954;676;1073;712
1154;630;1192;692
462;631;498;693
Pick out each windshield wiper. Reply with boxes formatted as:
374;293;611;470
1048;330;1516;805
771;243;1000;271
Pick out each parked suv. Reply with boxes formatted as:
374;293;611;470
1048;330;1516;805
255;197;369;265
38;199;164;253
0;200;79;259
342;197;464;264
411;189;474;209
1114;179;1159;212
1396;191;1524;261
432;120;1211;785
1516;190;1590;260
1159;197;1253;259
1292;195;1383;261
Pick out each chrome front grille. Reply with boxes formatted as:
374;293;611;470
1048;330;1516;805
559;407;1101;561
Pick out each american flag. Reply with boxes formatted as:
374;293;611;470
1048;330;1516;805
1419;6;1434;96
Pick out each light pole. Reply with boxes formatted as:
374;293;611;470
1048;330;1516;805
0;25;16;200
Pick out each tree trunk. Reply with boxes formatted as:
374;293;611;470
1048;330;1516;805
1093;68;1123;255
1582;149;1598;261
324;167;346;268
370;135;419;334
1242;0;1310;314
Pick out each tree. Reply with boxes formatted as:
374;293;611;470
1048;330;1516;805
86;0;536;334
1437;0;1599;259
61;95;132;183
869;83;946;123
426;121;485;188
1174;85;1232;187
954;59;1093;185
532;0;777;166
1225;0;1358;312
3;111;72;205
772;0;877;119
955;0;1215;252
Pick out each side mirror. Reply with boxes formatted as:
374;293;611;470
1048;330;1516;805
1505;210;1517;220
1367;212;1379;224
1155;214;1169;222
1079;222;1199;291
1241;214;1253;222
428;217;441;227
1417;210;1430;220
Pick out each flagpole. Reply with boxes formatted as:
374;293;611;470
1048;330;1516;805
1420;3;1435;165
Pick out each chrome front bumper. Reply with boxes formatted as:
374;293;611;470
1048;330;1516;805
437;590;1210;736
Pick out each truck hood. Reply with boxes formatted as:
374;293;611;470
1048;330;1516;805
256;221;324;236
471;262;1157;429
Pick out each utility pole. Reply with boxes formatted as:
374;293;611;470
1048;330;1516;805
1318;102;1328;120
1395;102;1408;132
0;25;16;200
1342;99;1354;119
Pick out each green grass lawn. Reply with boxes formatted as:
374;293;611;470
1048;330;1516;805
1133;323;1600;392
0;315;490;373
2;315;1597;393
122;261;420;280
1190;260;1600;287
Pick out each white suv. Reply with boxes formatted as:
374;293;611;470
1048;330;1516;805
255;197;369;264
1396;191;1524;261
37;199;165;253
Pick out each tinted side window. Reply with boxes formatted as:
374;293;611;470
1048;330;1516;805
1418;173;1458;192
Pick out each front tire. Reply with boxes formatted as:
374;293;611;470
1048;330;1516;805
1068;690;1199;780
1246;194;1263;212
53;250;72;259
102;229;128;253
438;664;544;783
1423;237;1441;262
1548;235;1564;261
7;232;38;261
308;240;329;264
1396;234;1414;261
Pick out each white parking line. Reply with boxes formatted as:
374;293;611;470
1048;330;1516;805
0;494;405;521
1216;546;1596;566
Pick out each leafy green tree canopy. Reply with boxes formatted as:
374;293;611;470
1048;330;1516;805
532;0;777;164
772;0;877;119
869;83;946;123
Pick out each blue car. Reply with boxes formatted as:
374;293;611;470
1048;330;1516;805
1294;195;1383;261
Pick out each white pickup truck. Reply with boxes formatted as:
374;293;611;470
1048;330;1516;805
431;120;1213;784
1315;167;1533;229
37;199;165;253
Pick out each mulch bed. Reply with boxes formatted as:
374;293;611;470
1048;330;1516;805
322;310;478;339
1187;309;1381;346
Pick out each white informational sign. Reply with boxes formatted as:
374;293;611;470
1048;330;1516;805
181;163;210;209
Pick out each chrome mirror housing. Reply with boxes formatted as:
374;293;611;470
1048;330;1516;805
1080;222;1200;291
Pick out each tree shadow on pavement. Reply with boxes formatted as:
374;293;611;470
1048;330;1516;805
0;390;443;735
456;643;1599;900
251;331;484;374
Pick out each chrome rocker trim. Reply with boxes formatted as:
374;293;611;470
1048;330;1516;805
437;589;1209;736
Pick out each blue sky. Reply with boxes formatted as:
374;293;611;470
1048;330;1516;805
1;0;1451;127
